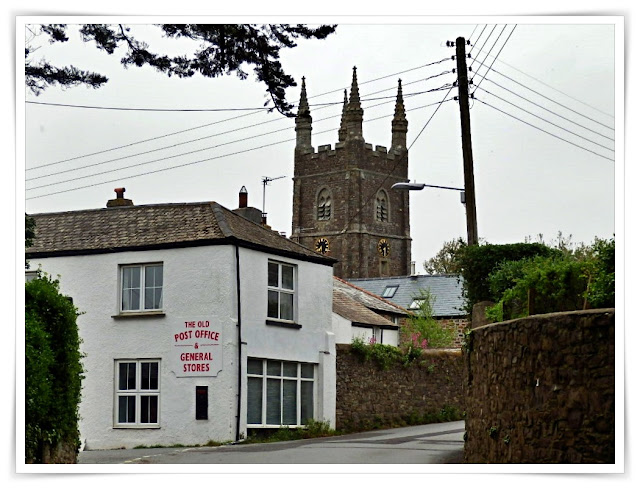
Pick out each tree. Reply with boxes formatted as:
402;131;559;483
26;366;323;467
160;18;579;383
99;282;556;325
25;214;36;269
25;24;337;116
402;289;455;348
423;237;466;275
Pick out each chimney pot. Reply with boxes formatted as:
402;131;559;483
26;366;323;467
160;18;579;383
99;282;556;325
106;187;133;207
239;186;248;208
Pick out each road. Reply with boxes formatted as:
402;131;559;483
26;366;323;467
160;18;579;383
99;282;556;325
78;420;465;465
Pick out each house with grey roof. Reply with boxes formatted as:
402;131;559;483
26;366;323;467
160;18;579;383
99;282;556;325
348;274;469;348
26;188;338;450
332;277;408;346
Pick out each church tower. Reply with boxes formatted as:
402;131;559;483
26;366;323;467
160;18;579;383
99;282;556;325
291;68;411;279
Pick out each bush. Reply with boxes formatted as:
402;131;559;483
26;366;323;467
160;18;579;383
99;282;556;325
484;237;615;322
457;242;558;312
402;289;455;348
25;273;83;463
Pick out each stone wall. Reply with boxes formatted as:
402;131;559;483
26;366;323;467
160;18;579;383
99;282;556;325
464;309;615;464
335;344;464;431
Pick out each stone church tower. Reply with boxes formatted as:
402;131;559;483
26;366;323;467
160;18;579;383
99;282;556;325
290;68;411;279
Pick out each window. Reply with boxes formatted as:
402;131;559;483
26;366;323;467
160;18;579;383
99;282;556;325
409;298;426;310
382;285;399;298
317;188;332;220
115;360;160;427
121;264;163;312
268;261;295;321
247;359;315;427
375;190;389;222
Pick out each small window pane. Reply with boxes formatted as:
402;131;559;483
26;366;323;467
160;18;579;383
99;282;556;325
146;265;163;287
119;362;136;390
280;292;294;321
266;379;281;425
141;395;158;423
247;377;263;424
247;359;263;375
267;360;281;376
283;380;297;425
123;267;140;288
301;364;314;379
267;290;279;318
141;362;158;390
382;286;398;298
281;265;294;290
283;362;297;377
118;395;136;423
301;381;314;423
268;262;279;287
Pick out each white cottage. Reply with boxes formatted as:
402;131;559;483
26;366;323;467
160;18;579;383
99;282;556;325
26;190;337;450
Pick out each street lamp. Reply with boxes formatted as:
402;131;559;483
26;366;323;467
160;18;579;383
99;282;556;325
391;181;477;245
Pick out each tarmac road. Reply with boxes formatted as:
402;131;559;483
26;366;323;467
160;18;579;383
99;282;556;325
77;420;465;465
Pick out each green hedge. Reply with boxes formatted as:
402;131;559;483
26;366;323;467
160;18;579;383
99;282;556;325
25;274;83;463
457;242;558;312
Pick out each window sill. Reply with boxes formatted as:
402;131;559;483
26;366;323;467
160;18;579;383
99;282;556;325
113;425;161;429
112;311;166;319
265;319;302;329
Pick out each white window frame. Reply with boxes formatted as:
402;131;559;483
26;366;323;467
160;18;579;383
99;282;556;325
114;359;161;428
267;261;296;322
246;358;316;428
382;285;399;298
120;263;163;312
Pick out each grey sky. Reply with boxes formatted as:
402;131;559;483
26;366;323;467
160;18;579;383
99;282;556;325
21;18;619;269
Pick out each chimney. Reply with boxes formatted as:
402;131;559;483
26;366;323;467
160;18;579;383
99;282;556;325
106;188;134;207
232;186;262;225
239;186;248;208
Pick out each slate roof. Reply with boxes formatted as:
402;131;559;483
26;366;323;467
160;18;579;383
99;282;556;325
333;277;407;317
332;288;397;328
27;201;336;266
348;274;465;318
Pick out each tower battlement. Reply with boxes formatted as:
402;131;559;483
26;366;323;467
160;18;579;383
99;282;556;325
291;68;411;279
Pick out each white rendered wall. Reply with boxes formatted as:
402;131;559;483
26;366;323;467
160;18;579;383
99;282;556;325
237;248;336;431
32;244;336;448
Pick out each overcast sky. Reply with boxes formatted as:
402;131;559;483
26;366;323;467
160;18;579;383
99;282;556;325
20;17;620;270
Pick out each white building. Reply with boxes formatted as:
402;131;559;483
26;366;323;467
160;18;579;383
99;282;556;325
26;190;337;450
332;277;406;347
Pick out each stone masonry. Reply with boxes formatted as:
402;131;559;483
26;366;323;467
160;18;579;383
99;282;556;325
291;70;411;279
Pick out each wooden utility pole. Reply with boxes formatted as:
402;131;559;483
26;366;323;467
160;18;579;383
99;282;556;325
455;37;479;246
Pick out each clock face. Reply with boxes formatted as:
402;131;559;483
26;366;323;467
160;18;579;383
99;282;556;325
378;239;390;257
315;237;330;255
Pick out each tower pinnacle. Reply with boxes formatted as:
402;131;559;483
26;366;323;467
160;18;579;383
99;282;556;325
295;76;312;150
391;78;408;149
338;89;348;142
345;66;364;141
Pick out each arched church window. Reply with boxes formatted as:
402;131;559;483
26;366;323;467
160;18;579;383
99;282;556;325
317;188;332;220
375;190;389;222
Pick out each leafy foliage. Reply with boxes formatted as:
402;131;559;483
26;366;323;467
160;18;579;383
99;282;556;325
25;214;36;269
25;24;337;116
402;289;455;348
457;242;558;312
423;237;467;275
25;273;84;463
484;236;615;322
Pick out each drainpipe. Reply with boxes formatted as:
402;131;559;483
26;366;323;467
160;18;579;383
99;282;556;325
235;244;243;441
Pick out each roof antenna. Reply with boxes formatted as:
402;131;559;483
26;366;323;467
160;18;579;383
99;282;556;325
261;175;286;222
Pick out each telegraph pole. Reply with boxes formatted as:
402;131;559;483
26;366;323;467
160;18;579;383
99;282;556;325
455;37;479;246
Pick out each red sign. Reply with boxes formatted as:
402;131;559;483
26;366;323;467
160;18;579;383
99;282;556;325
172;318;222;377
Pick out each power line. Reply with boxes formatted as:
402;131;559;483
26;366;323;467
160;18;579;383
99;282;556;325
486;66;614;131
469;25;498;70
470;25;507;81
475;97;614;162
473;47;614;119
27;97;455;201
477;86;614;152
28;77;452;186
27;58;452;172
471;24;517;93
480;77;614;142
